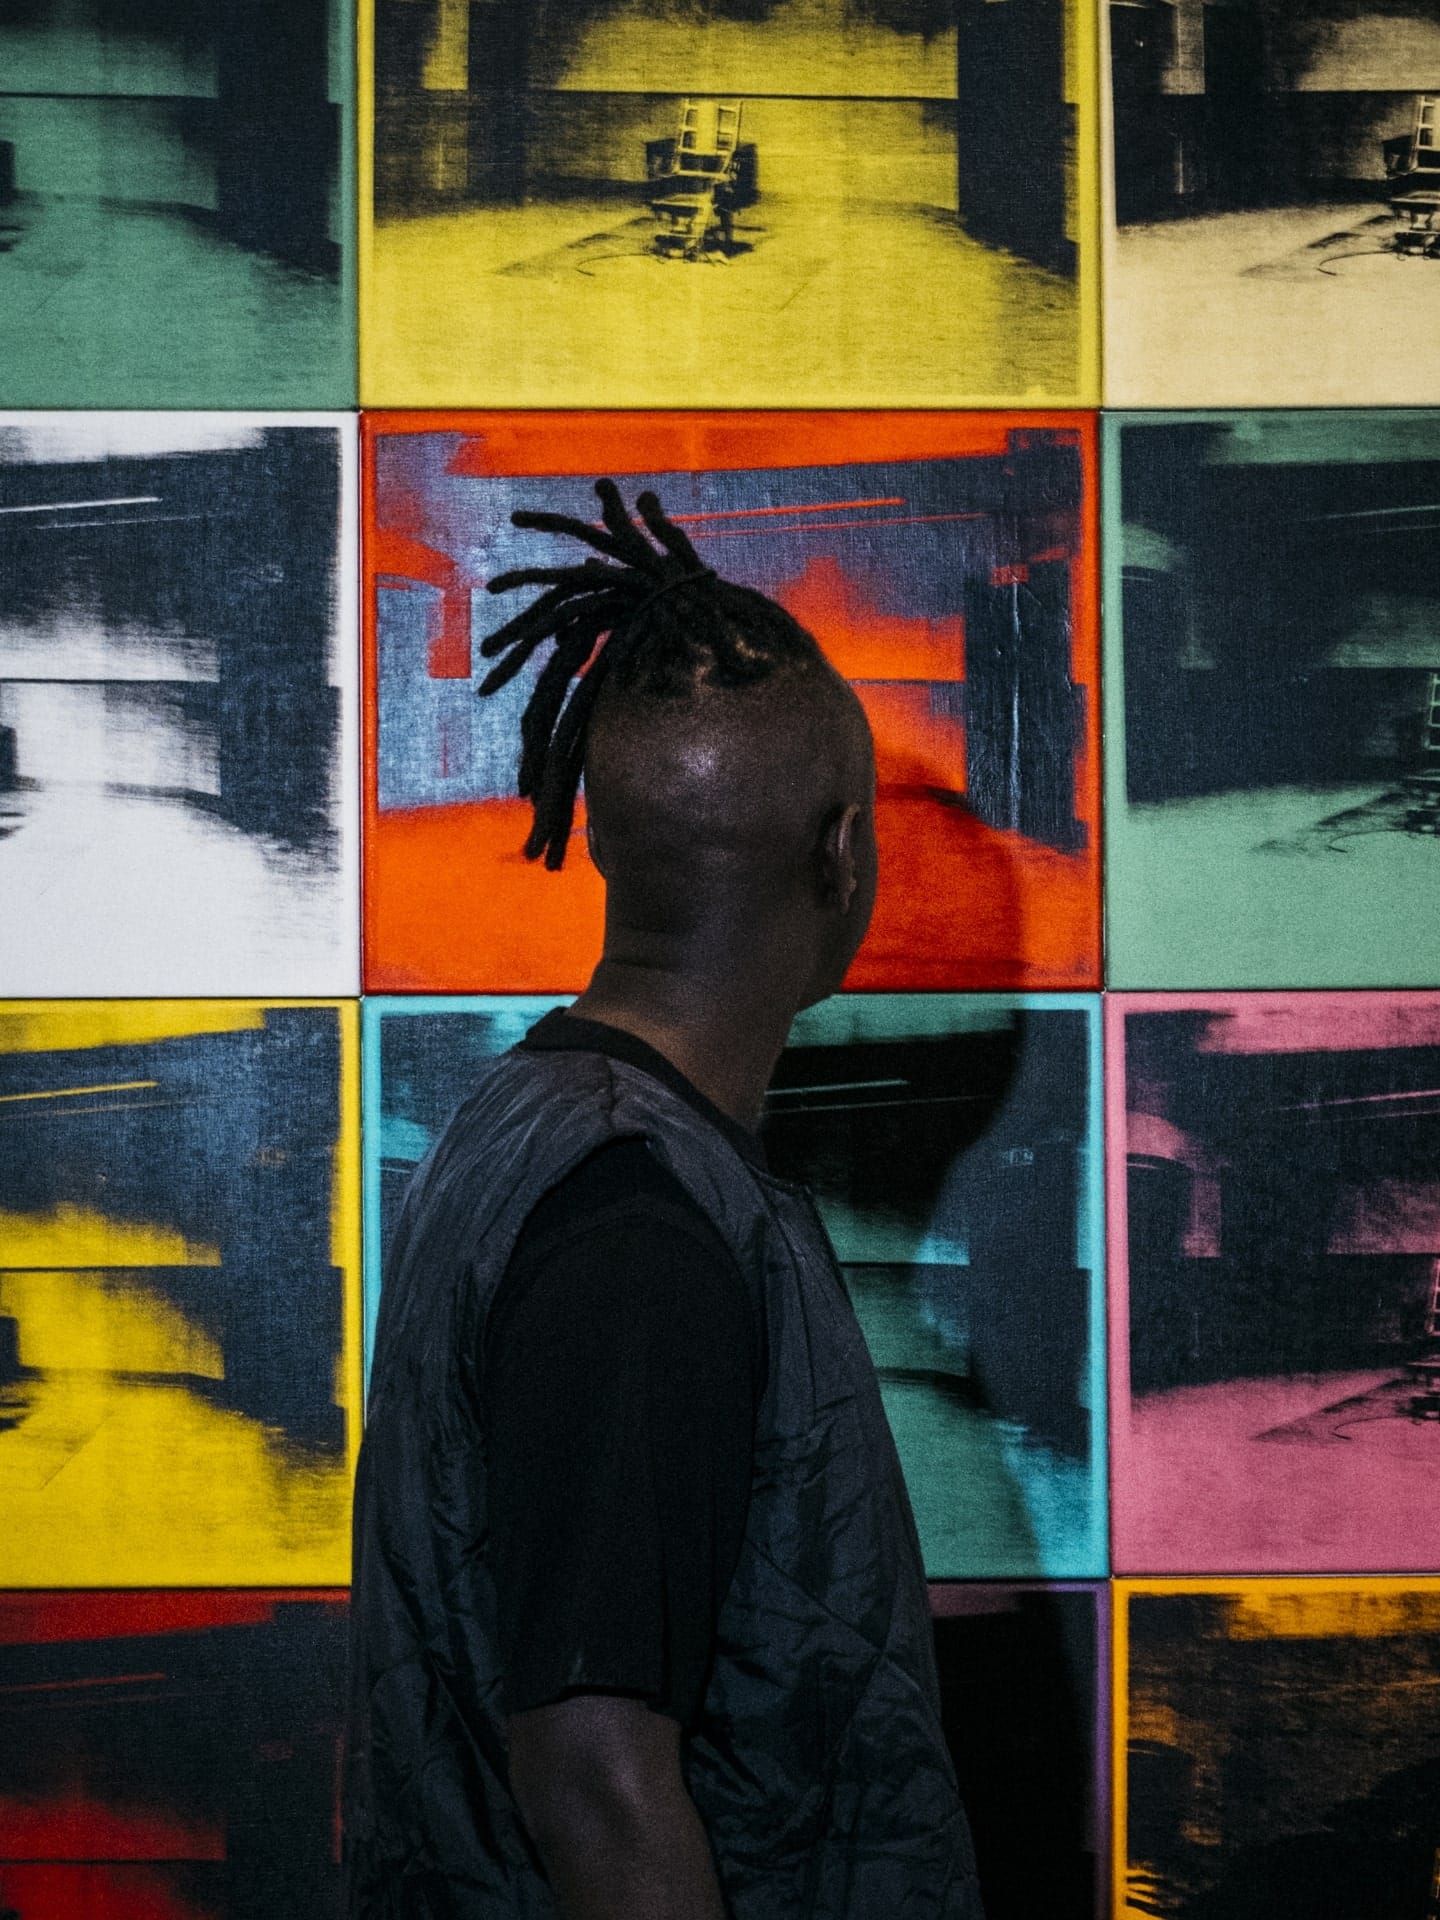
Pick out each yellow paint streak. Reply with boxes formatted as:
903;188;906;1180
0;1080;158;1105
1069;0;1101;401
0;1003;267;1054
0;1203;220;1270
1227;1584;1440;1642
553;5;958;95
333;1000;364;1482
0;1270;222;1378
1114;1577;1131;1918
0;1370;349;1586
1126;1697;1181;1748
359;0;374;369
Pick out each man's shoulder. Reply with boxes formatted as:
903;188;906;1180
516;1135;726;1255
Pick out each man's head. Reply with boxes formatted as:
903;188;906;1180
479;479;877;1009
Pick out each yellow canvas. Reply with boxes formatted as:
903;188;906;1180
0;1001;361;1586
1115;1578;1440;1919
360;0;1099;406
1105;3;1440;405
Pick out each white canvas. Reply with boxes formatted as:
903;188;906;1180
0;413;359;994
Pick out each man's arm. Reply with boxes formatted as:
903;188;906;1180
508;1694;727;1920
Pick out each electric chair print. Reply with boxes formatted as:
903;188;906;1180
1384;95;1440;257
645;99;759;261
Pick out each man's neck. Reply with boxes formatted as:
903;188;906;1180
570;957;797;1133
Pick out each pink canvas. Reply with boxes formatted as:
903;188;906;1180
1107;993;1440;1574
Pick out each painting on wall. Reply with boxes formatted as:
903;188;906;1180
1108;994;1440;1575
0;415;359;997
932;1582;1106;1920
364;993;1107;1578
1104;412;1440;989
0;0;352;408
365;412;1101;994
0;1590;347;1920
361;0;1095;405
1106;0;1440;405
1118;1579;1440;1920
0;1002;360;1587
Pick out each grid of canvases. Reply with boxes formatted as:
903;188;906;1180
1;2;1439;1917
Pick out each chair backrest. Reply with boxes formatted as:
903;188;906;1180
676;99;742;162
1414;95;1440;174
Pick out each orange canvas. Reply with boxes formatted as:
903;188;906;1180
363;412;1101;994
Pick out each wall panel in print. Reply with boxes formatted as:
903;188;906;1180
1106;1;1440;404
1109;995;1440;1575
0;0;353;408
0;1002;360;1587
1105;412;1440;989
933;1582;1106;1920
1118;1580;1440;1920
0;416;359;997
364;993;1106;1578
366;413;1101;994
362;0;1096;405
0;1591;347;1920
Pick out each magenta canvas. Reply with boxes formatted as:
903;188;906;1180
1107;993;1440;1575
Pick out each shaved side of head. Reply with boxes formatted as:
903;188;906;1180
586;657;872;911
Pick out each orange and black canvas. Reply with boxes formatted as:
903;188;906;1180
363;412;1101;994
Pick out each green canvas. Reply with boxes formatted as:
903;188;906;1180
1104;411;1440;989
0;1;354;407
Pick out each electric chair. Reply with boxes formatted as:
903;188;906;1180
1383;95;1440;257
645;99;757;261
1402;670;1440;835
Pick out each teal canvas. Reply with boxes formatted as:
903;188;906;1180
1104;412;1440;989
363;994;1107;1581
0;1;354;407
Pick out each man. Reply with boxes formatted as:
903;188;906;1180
345;481;983;1918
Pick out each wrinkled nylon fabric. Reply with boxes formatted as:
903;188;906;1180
345;1046;983;1919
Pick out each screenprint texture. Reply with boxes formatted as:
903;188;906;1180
1107;0;1440;405
1109;995;1440;1575
0;1591;348;1920
0;416;359;997
0;1002;360;1587
367;415;1101;994
0;0;352;408
363;0;1094;406
364;993;1105;1580
1121;1581;1440;1920
1105;411;1440;989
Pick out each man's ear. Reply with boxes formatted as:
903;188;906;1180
585;814;609;877
819;802;863;913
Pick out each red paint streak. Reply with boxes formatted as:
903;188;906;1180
776;555;965;684
0;1790;223;1861
428;411;1034;478
991;565;1030;587
0;1592;347;1647
0;1866;214;1920
0;1672;167;1697
671;496;906;522
689;512;992;542
372;527;459;592
373;527;472;679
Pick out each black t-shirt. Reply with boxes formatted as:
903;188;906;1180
483;1010;765;1727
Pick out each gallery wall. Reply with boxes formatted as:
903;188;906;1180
1;1;1438;1916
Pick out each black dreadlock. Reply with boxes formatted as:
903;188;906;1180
477;477;824;870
